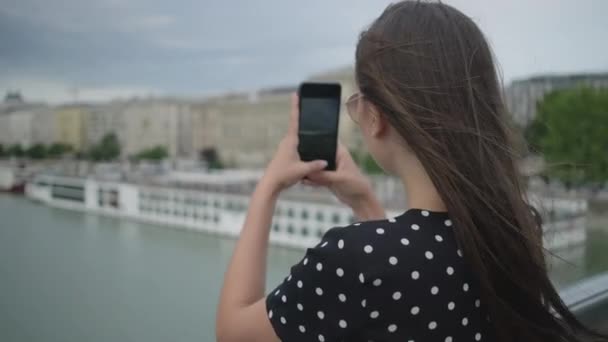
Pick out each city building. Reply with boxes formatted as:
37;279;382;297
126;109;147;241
505;73;608;125
0;108;33;147
84;102;126;150
30;106;56;145
189;67;361;168
54;105;88;151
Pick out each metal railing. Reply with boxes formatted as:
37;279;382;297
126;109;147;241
561;272;608;332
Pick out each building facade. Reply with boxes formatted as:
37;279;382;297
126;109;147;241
505;73;608;125
54;105;87;151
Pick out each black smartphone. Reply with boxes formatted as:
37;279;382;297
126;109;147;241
297;82;341;171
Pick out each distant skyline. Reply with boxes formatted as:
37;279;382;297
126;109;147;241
1;0;607;104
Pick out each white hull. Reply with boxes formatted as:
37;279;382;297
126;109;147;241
25;175;587;251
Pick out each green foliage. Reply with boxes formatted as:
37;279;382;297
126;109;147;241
528;86;608;185
25;143;47;159
47;143;73;158
7;144;24;157
135;146;168;160
0;144;5;157
89;133;121;161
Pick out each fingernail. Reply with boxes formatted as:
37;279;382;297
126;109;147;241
319;160;328;167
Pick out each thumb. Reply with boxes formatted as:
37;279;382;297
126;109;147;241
299;160;328;175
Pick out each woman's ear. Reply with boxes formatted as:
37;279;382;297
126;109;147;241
369;104;387;138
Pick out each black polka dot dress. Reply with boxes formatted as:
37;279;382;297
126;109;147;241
266;209;495;341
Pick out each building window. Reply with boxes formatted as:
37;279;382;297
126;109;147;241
302;226;309;237
287;208;294;218
275;206;282;216
332;213;341;224
213;214;219;223
213;200;220;208
287;224;295;235
301;209;309;220
316;211;324;222
273;224;280;232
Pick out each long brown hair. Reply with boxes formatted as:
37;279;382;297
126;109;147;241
355;1;606;341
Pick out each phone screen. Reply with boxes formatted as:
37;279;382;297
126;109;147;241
297;82;341;170
299;97;340;134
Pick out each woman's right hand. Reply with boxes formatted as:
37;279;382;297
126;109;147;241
304;143;386;221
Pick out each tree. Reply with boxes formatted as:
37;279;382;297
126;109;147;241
201;147;224;169
135;146;168;160
26;143;47;159
89;133;121;161
0;144;5;157
7;144;24;157
47;143;73;158
527;86;608;186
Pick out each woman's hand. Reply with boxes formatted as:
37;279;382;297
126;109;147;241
259;93;328;194
304;144;386;221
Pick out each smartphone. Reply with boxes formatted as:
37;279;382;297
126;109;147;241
298;82;341;171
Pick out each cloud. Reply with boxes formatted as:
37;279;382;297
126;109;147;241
0;0;606;104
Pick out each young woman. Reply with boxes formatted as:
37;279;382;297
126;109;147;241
217;1;606;341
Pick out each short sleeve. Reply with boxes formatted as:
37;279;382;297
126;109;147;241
265;227;364;342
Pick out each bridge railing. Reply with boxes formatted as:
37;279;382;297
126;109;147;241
560;272;608;332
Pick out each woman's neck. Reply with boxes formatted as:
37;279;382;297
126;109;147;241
395;154;447;212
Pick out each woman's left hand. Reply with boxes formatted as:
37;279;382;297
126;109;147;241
260;93;328;194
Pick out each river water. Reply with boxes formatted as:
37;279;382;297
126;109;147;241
1;194;607;341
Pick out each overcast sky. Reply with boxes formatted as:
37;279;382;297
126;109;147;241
1;0;607;104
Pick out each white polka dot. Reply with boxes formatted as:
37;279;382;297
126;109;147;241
339;320;347;328
359;273;365;283
435;235;443;242
268;310;273;319
338;239;344;249
303;258;308;265
475;299;480;307
361;299;366;308
421;210;430;216
297;303;303;311
376;228;385;234
411;224;420;230
280;316;287;324
457;249;463;257
400;238;410;246
338;293;347;302
446;266;454;275
388;217;396;223
318;334;325;342
336;268;344;277
364;245;373;253
463;283;469;292
299;325;306;333
287;275;292;281
297;280;303;288
410;306;420;315
315;287;323;296
370;311;379;319
431;286;439;295
411;271;420;280
462;317;468;326
321;241;328;247
392;291;402;300
448;302;455;310
275;289;280;296
445;337;453;342
425;251;434;259
389;256;398;265
373;278;382;286
317;311;325;319
388;324;397;332
444;219;452;226
353;222;361;226
428;321;437;330
475;333;482;341
316;262;323;271
281;295;287;303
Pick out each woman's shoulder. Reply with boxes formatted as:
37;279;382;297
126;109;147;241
315;209;462;276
